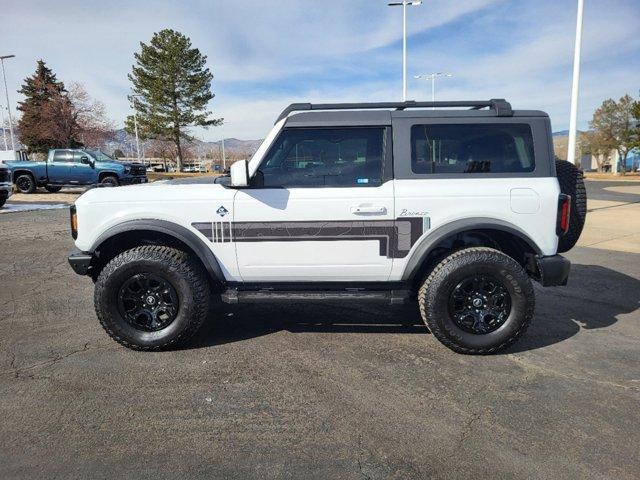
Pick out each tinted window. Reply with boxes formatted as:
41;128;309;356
52;150;72;163
259;127;385;187
411;124;535;174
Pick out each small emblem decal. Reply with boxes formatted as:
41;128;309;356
216;206;229;217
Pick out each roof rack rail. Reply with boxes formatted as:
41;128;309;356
275;99;512;123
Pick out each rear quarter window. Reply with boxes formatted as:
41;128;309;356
411;124;535;174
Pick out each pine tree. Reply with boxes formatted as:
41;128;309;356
127;29;222;170
17;60;70;153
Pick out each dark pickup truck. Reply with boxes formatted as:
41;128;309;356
6;149;147;193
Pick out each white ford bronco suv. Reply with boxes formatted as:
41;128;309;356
68;100;586;354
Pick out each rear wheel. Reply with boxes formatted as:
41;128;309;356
556;160;587;253
100;175;118;187
418;247;534;354
44;185;62;193
15;174;36;193
94;245;210;350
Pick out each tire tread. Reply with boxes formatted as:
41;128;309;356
94;245;209;351
418;247;535;354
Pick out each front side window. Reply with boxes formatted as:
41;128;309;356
258;127;385;187
73;151;93;163
411;124;535;174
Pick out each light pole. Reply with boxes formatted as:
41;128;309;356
567;0;584;165
414;72;453;107
220;126;226;171
0;55;16;152
131;94;142;163
388;1;422;102
0;104;7;150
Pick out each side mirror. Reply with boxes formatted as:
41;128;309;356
230;160;249;187
80;156;94;167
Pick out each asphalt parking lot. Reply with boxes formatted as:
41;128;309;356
1;188;639;479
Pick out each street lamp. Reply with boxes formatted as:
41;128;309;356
388;1;422;102
567;0;584;165
130;94;142;163
220;124;226;171
414;72;453;107
0;54;16;152
0;104;8;150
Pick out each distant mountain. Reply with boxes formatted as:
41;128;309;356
553;130;589;138
106;129;263;157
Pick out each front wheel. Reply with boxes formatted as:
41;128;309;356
44;185;62;193
94;245;210;350
100;175;119;187
418;247;534;354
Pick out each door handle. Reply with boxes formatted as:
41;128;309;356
350;205;387;215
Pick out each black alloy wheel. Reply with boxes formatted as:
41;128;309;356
117;273;179;332
448;274;511;334
16;174;35;193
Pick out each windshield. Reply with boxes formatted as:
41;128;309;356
87;150;115;162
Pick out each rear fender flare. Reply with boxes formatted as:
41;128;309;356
401;217;543;281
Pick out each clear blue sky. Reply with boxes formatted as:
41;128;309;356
3;0;639;140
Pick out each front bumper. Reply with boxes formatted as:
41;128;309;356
0;185;12;201
120;176;148;185
68;251;93;276
535;254;571;287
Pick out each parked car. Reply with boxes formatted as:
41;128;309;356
68;99;586;354
5;149;148;193
0;165;12;207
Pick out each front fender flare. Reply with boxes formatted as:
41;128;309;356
89;219;225;283
401;217;543;281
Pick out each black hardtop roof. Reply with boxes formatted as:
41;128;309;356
277;99;549;126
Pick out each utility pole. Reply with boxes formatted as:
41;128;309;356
221;132;226;171
0;104;7;150
567;0;584;165
388;1;422;101
131;94;142;163
0;55;16;152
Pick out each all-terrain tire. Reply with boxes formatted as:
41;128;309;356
418;247;535;354
94;245;210;351
556;160;587;253
100;175;119;187
0;197;6;208
15;173;36;193
44;185;62;193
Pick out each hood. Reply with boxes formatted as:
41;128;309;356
75;179;228;206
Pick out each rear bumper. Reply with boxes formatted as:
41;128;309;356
68;251;93;276
536;254;571;287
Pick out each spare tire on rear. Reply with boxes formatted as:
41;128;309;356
556;160;587;253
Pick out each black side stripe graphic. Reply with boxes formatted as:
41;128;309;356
192;218;424;259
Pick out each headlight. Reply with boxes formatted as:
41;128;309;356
124;166;131;174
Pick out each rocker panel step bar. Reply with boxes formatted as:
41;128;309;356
221;288;411;305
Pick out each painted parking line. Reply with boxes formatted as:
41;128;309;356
0;203;69;214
